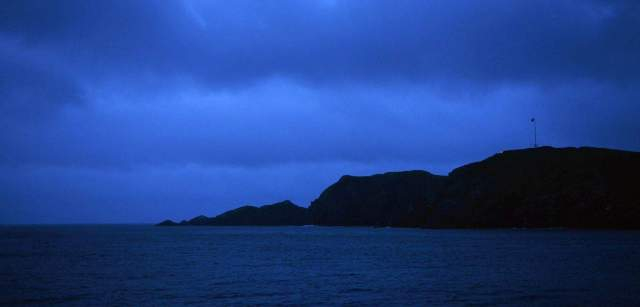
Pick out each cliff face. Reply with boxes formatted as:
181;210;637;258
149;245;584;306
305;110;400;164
309;171;446;227
308;147;640;228
431;146;640;228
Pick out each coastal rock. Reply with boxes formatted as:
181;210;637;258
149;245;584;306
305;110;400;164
157;219;179;226
208;200;310;226
309;170;446;227
159;147;640;229
158;200;310;226
432;146;640;228
308;147;640;228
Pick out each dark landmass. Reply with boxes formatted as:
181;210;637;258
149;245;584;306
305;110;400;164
157;219;180;226
159;147;640;228
309;170;446;227
158;200;311;226
430;146;640;228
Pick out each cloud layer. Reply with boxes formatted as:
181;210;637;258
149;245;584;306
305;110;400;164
1;0;639;222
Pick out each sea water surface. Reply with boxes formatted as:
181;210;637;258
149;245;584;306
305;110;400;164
1;225;639;306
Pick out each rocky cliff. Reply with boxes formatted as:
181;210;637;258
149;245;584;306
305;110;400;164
160;147;640;228
309;170;446;226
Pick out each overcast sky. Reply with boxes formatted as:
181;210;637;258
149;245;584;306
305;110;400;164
1;0;639;223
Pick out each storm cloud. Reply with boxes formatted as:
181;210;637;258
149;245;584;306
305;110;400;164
1;0;639;223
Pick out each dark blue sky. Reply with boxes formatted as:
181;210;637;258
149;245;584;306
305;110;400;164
1;0;639;223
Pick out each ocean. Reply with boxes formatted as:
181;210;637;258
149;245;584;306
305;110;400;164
1;225;639;306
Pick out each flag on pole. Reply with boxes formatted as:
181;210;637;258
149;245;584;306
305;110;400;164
531;117;537;148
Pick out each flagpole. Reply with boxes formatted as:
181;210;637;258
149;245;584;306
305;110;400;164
534;120;537;148
531;117;537;148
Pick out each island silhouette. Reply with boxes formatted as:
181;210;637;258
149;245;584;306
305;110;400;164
159;146;640;228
